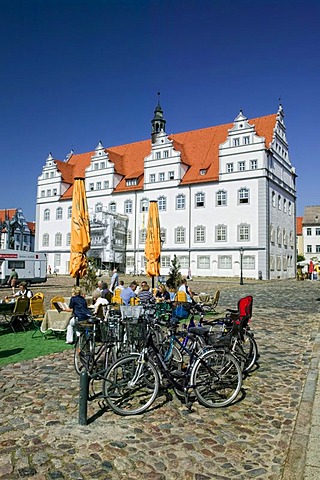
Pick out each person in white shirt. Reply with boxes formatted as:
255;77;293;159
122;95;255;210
14;282;33;299
92;289;109;316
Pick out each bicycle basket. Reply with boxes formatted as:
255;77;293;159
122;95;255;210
120;305;143;323
125;318;147;342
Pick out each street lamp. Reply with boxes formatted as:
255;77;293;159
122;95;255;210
239;247;244;285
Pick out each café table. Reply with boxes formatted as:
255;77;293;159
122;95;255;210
40;310;72;335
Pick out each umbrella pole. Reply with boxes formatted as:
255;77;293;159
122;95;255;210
76;275;80;287
152;276;154;289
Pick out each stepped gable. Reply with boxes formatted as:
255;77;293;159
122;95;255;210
55;113;277;197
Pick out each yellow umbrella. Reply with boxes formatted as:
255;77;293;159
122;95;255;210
69;177;91;282
145;200;161;279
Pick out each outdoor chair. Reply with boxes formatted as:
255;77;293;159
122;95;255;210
50;296;65;310
9;296;31;333
30;293;46;338
200;289;221;314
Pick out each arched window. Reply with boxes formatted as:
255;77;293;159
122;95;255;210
67;206;72;218
109;202;116;213
56;207;62;220
176;194;185;210
124;200;132;214
195;225;206;242
44;209;50;221
140;198;149;212
216;190;227;206
272;191;276;207
270;224;275;243
238;223;250;241
42;233;49;247
160;228;166;244
55;232;62;246
158;196;167;211
66;232;71;246
195;192;205;207
238;188;249;204
175;227;186;244
95;203;103;213
216;225;227;242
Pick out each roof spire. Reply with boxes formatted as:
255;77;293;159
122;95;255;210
151;93;166;144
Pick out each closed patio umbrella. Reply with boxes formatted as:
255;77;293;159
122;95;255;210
69;177;91;285
145;201;161;286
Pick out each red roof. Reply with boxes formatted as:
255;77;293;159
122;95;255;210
0;209;17;222
296;216;303;235
56;113;277;200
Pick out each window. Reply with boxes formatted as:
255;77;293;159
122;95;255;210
226;163;234;173
238;188;249;204
283;199;287;213
278;195;281;210
160;228;166;244
276;255;281;271
238;161;245;171
94;163;99;170
150;174;156;183
270;224;275;244
216;225;227;242
96;182;101;190
54;253;61;267
233;138;240;147
176;194;185;210
126;230;132;245
250;160;257;170
195;192;205;208
216;190;227;206
270;255;275;271
141;198;149;212
44;209;50;221
307;228;312;235
283;230;288;247
40;190;45;197
55;233;62;246
68;206;72;218
95;203;103;213
243;136;250;145
197;256;210;269
288;201;292;215
66;233;71;246
195;226;206;243
177;256;189;268
53;188;57;196
200;169;207;175
277;227;282;246
159;172;165;182
307;245;312;253
164;150;169;158
238;224;250;241
126;256;134;267
47;189;51;197
161;256;171;267
109;202;116;213
175;227;186;244
316;246;320;253
139;229;146;243
218;256;232;269
126;178;138;186
89;183;94;191
124;200;132;214
290;231;294;248
104;181;109;189
272;191;275;207
50;171;54;178
56;207;62;220
156;152;161;159
100;161;105;169
42;233;49;247
283;256;288;271
243;256;255;269
169;171;174;180
158;196;167;211
45;172;49;179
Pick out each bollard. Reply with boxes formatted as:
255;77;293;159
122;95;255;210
79;370;88;425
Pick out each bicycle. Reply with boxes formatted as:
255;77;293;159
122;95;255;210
103;317;242;416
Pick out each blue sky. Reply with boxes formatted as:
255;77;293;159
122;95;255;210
0;0;319;220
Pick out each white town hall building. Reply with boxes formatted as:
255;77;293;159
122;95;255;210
35;103;296;280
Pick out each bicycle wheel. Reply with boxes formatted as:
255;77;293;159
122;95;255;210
241;332;258;372
191;349;242;408
74;334;93;375
103;353;160;416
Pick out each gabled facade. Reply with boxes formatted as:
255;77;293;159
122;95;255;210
300;206;320;262
0;208;35;251
35;103;296;279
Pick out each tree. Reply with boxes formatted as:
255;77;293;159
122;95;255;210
166;255;182;291
80;257;98;294
297;254;305;263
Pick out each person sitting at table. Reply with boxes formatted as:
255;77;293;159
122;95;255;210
155;284;171;302
120;281;137;305
14;281;33;299
64;286;92;344
92;289;109;317
137;283;155;304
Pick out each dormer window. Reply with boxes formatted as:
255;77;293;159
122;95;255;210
199;169;207;176
126;178;138;186
233;138;240;147
156;152;161;159
164;150;169;158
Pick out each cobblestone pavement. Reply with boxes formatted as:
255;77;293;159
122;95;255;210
1;279;320;479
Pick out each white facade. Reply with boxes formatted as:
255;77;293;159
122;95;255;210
35;104;296;279
300;206;320;263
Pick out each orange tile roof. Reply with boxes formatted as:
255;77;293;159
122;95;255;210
27;221;36;234
296;216;303;235
0;209;17;222
55;113;277;199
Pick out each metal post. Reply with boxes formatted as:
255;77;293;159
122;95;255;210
240;247;244;285
79;370;88;425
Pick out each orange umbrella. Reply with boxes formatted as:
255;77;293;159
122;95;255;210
145;200;161;278
69;177;91;281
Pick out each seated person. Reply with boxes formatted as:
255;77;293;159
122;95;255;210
155;284;171;302
14;281;33;299
178;278;194;303
97;280;112;301
120;282;137;305
92;289;109;316
64;286;92;344
137;283;155;304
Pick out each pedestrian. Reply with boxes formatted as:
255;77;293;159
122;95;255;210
53;267;58;276
7;268;18;295
110;268;119;292
48;265;52;275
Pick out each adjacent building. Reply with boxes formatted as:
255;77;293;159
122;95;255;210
0;208;35;251
35;103;296;279
299;206;320;262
